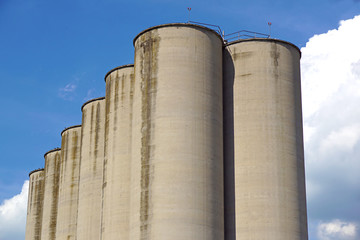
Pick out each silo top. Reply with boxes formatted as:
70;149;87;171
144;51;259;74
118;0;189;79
104;64;134;82
44;148;61;158
29;168;44;177
225;38;301;57
81;97;105;111
133;23;223;46
61;125;82;136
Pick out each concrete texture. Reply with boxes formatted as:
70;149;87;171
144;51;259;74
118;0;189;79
101;65;134;240
77;98;105;240
41;149;61;240
130;23;224;240
25;169;45;240
223;39;308;240
24;24;309;240
55;125;82;240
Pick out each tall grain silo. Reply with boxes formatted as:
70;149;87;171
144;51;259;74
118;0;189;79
130;23;224;239
41;148;61;240
223;39;308;239
77;97;105;240
101;65;134;240
25;169;45;240
56;125;82;240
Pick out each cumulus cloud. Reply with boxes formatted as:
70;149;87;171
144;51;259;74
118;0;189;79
301;15;360;239
58;83;77;101
301;15;360;121
0;180;29;240
317;219;358;240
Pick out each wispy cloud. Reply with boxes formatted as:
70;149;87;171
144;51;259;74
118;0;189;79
83;88;96;102
0;181;28;240
58;83;77;101
58;72;86;101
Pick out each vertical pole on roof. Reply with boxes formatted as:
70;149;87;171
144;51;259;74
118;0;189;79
187;7;191;23
268;22;272;38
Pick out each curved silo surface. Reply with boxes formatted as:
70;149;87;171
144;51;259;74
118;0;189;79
56;125;82;240
25;169;45;240
77;97;105;240
130;23;224;239
223;39;308;239
101;65;134;240
41;148;61;240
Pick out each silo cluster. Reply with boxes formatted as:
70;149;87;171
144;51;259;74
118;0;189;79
25;23;308;240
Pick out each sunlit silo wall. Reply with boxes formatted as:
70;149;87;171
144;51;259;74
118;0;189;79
56;125;82;240
41;149;61;240
223;39;308;240
130;23;224;239
101;65;134;240
24;23;309;240
76;97;105;240
25;169;45;240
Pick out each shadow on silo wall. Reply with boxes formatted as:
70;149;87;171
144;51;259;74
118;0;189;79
223;47;236;240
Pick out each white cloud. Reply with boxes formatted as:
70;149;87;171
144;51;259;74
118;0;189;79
301;15;360;239
0;180;29;240
301;15;360;120
317;219;358;240
319;124;360;154
61;83;77;93
58;83;77;101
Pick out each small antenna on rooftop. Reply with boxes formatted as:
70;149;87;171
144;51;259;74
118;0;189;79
187;7;192;23
268;22;272;38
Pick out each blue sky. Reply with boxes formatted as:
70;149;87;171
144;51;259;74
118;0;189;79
0;0;360;239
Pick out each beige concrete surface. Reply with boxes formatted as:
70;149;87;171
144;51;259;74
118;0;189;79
130;23;224;240
25;169;45;240
223;39;308;240
41;149;61;240
77;98;105;240
56;125;82;240
101;65;134;240
24;24;310;240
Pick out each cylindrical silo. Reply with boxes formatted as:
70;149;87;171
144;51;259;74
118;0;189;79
223;39;308;239
101;65;134;240
25;169;45;240
41;148;61;240
77;97;105;240
130;23;224;239
56;125;82;240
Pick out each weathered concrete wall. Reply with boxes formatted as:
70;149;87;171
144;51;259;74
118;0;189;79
130;23;224;240
25;169;45;240
56;125;82;240
41;149;61;240
223;39;308;240
24;24;309;240
77;98;105;240
101;65;134;240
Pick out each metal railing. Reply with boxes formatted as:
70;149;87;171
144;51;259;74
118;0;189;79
188;21;224;38
224;30;270;42
187;21;270;43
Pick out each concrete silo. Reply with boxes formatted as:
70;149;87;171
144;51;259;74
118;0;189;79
223;39;308;239
40;148;61;240
25;169;45;240
130;23;224;239
76;97;105;240
101;65;134;240
56;125;82;240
